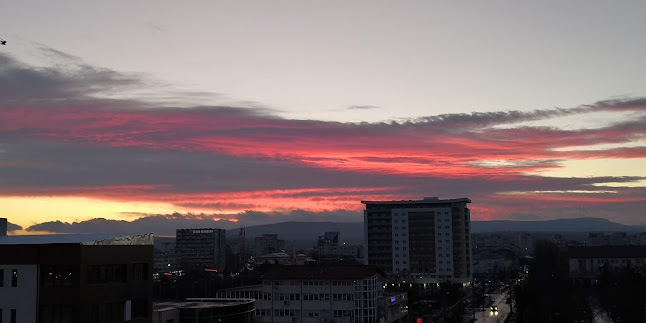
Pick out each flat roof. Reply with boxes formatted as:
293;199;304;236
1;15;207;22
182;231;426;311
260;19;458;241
263;265;378;280
154;298;255;310
361;197;471;205
0;233;153;245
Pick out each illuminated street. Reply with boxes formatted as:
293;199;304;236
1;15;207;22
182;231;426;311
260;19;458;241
474;291;510;323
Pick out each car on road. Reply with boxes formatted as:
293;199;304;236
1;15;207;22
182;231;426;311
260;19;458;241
490;306;498;312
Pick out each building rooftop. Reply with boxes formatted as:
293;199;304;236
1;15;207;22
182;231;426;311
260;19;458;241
263;265;378;280
154;298;254;311
568;246;646;258
361;197;471;205
0;232;153;245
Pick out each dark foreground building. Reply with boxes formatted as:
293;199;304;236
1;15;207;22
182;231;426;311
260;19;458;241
0;219;153;323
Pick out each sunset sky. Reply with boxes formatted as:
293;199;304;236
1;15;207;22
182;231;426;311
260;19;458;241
1;1;646;234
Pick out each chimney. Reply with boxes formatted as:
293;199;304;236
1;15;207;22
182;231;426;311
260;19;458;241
0;218;7;236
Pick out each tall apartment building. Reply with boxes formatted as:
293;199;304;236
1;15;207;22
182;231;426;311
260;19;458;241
362;197;472;284
0;218;153;323
175;228;226;273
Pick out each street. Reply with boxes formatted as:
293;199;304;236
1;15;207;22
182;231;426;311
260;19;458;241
474;291;510;323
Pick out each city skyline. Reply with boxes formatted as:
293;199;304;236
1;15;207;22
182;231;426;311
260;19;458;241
1;1;646;232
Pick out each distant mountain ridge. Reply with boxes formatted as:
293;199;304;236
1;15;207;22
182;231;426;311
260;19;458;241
472;217;646;233
223;218;646;246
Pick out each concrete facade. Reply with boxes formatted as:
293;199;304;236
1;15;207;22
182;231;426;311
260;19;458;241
0;265;38;323
176;228;226;273
363;197;472;284
216;266;404;323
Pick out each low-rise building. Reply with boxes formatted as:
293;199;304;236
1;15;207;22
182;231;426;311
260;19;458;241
568;246;646;285
255;252;313;266
216;265;406;323
317;232;363;264
379;292;408;323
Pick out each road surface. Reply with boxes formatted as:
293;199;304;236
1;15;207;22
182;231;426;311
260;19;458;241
474;291;510;323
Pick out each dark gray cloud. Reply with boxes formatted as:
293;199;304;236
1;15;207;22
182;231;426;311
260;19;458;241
0;138;416;193
0;53;139;103
347;105;382;110
7;222;22;232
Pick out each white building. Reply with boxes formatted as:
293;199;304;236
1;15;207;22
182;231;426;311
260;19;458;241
0;265;38;323
217;265;405;323
363;197;472;284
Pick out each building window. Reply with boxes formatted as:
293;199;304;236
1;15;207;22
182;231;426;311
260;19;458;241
87;265;127;284
12;269;18;287
40;306;73;323
132;299;148;318
133;263;148;281
41;266;77;287
11;309;16;323
0;269;3;287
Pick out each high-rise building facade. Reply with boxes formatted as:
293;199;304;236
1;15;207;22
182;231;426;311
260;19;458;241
362;197;472;283
175;228;226;273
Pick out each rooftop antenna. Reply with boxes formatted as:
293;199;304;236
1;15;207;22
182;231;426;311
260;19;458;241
0;37;6;45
